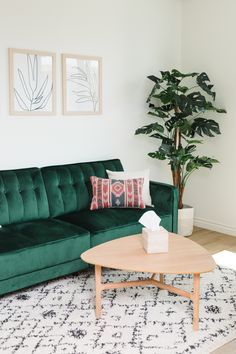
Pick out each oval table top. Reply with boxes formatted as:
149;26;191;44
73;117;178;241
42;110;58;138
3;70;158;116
81;233;216;274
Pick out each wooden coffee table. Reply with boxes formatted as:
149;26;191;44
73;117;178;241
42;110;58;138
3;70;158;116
81;233;215;330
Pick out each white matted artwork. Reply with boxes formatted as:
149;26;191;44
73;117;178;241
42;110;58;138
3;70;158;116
9;48;56;115
62;54;102;115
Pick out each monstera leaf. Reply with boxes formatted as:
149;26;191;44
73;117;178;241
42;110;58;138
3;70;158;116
197;72;216;100
160;71;181;85
173;92;207;115
171;69;198;78
186;156;219;172
147;75;163;85
174;146;195;166
150;103;174;113
153;86;177;104
165;114;188;132
159;138;173;155
187;92;207;112
148;151;166;160
150;133;167;140
185;139;203;145
135;122;164;136
148;106;169;118
190;118;221;137
205;101;227;113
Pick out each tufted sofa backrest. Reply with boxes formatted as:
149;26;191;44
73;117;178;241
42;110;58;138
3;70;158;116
0;168;50;225
41;159;123;217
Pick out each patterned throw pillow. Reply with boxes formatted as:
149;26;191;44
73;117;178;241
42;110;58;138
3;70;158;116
90;176;145;210
106;169;152;206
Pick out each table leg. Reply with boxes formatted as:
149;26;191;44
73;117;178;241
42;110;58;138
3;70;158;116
95;265;102;319
159;274;164;283
151;273;164;282
193;273;200;331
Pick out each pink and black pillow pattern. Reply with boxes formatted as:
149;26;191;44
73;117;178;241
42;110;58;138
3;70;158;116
90;176;145;210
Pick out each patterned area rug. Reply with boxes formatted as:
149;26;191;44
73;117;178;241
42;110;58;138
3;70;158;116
0;266;235;354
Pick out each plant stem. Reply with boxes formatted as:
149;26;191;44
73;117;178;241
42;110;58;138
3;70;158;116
172;105;184;208
174;106;181;149
171;168;183;209
179;184;184;209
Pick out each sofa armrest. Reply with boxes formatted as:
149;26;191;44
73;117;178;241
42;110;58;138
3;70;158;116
150;181;178;233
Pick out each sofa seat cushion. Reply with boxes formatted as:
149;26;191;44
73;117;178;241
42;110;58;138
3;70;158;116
0;219;90;281
58;208;172;247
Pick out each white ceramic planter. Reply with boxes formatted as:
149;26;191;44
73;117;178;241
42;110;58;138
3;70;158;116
178;205;194;236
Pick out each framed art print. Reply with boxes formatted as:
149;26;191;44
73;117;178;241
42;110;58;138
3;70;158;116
62;53;102;115
9;48;56;115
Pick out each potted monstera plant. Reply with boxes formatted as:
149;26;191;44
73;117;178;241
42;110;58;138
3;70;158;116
135;69;226;236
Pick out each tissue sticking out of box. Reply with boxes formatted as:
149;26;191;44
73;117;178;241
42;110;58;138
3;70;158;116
139;211;169;253
139;211;161;232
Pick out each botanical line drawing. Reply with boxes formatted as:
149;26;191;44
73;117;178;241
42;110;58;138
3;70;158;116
14;54;53;111
68;61;98;112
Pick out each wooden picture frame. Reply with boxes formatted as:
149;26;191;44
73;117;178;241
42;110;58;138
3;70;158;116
9;48;56;115
62;53;102;115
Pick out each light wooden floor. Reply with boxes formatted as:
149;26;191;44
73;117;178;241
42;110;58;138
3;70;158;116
189;227;236;354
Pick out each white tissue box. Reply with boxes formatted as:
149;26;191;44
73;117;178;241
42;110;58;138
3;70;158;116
141;227;169;254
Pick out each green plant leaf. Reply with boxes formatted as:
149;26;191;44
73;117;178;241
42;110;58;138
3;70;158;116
187;92;207;112
148;151;166;160
197;72;216;100
154;87;176;104
171;69;198;78
159;138;173;155
186;156;219;172
186;139;203;144
147;75;163;85
176;85;189;93
165;114;188;132
150;133;166;140
179;120;193;135
190;118;221;137
205;101;227;113
160;70;181;85
148;107;169;118
147;84;159;103
135;122;164;135
174;94;191;115
169;146;196;166
185;145;197;154
151;103;174;112
174;92;207;115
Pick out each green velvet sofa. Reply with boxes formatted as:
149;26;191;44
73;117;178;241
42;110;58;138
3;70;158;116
0;158;178;296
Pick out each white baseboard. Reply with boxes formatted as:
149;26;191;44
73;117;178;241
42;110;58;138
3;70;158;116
194;217;236;237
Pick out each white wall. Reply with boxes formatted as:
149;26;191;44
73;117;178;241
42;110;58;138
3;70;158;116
182;0;236;236
0;0;181;184
3;1;233;236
